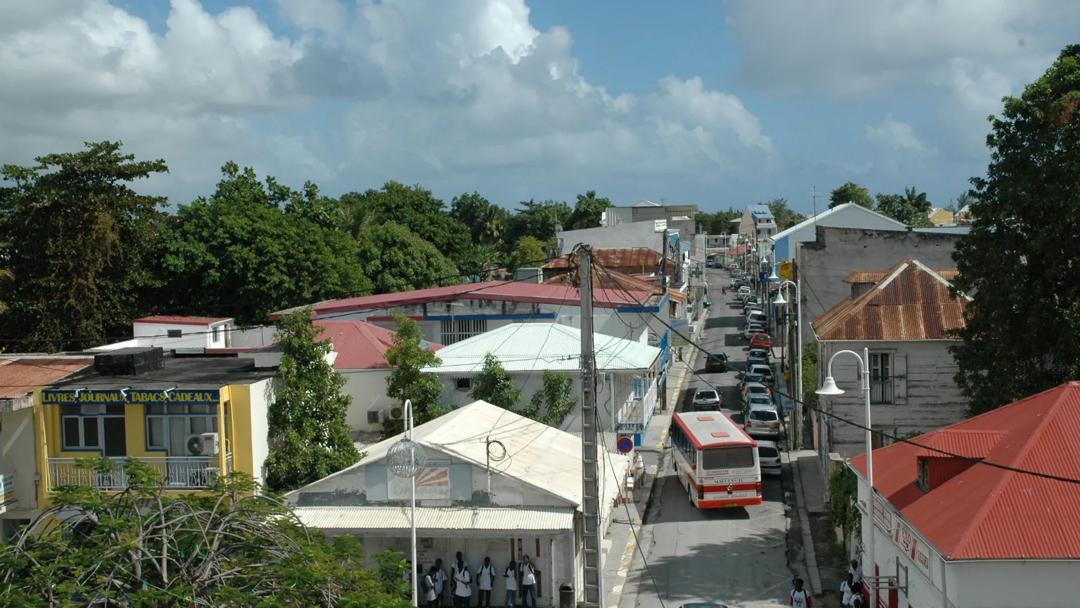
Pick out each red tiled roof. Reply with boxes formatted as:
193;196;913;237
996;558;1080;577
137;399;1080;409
544;247;661;271
133;315;232;326
313;320;442;370
851;382;1080;560
0;358;93;399
275;281;653;318
812;259;969;341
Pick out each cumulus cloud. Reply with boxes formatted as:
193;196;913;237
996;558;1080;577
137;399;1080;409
0;0;776;205
866;116;927;154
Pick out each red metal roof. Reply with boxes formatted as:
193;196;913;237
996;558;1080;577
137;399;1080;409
133;315;232;326
916;430;1005;459
544;247;661;271
812;259;969;341
0;358;93;399
843;268;959;284
543;269;686;303
275;281;653;318
313;320;442;370
851;382;1080;560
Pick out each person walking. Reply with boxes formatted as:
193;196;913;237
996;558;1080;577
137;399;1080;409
790;577;812;608
850;559;863;585
840;573;854;607
504;559;518;608
477;557;496;608
452;552;472;608
425;566;440;608
518;555;538;608
434;558;448;608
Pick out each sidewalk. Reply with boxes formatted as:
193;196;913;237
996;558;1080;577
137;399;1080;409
790;448;845;606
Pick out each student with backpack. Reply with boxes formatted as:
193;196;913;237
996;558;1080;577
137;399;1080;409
790;577;812;608
504;559;518;608
452;552;472;608
425;566;439;608
476;556;496;608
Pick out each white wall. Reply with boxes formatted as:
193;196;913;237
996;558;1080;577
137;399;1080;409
133;321;231;349
557;222;667;256
247;378;273;485
0;407;38;519
341;369;395;434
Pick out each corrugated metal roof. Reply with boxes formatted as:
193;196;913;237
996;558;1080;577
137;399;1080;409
422;323;660;373
843;268;959;284
294;506;575;535
314;320;441;370
290;400;630;509
813;259;970;341
748;204;774;220
770;203;907;243
0;358;93;399
133;315;232;325
544;269;686;303
916;430;1006;459
544;248;661;271
851;382;1080;560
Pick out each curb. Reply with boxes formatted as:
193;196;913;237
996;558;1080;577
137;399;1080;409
792;453;824;596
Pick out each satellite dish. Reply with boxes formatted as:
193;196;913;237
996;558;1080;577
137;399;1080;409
186;434;205;456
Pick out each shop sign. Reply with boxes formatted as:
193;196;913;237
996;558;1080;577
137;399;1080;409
42;388;221;406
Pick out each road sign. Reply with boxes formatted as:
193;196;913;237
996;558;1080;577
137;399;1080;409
616;436;634;454
780;261;794;281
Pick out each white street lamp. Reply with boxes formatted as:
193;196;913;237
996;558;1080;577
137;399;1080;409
768;266;780;282
388;399;426;607
816;347;875;598
772;279;803;424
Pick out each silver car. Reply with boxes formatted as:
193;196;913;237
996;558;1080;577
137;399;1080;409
744;403;782;438
757;439;781;476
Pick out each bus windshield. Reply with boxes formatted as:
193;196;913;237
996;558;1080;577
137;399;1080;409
701;446;754;470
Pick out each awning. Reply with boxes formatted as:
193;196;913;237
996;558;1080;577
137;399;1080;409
294;506;576;537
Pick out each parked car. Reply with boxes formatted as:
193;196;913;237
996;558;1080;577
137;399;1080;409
743;323;767;340
745;403;782;438
745;393;774;411
736;286;752;298
749;333;773;350
704;352;728;372
747;350;770;367
741;380;772;403
747;363;774;386
746;311;767;325
692;388;722;410
757;440;782;476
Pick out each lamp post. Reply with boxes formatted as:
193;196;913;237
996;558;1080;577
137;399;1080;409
816;347;875;597
772;279;803;429
388;399;426;607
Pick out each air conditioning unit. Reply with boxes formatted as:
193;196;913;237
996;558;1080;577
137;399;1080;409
186;432;220;456
388;406;404;421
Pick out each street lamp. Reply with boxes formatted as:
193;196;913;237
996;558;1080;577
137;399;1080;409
388;399;426;607
816;347;875;598
772;279;803;426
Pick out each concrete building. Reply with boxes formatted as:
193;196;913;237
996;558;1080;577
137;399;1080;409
288;400;629;607
849;382;1080;608
769;203;906;272
739;204;777;245
812;260;970;458
0;356;93;538
90;315;236;351
601;200;697;236
422;323;661;446
926;208;955;226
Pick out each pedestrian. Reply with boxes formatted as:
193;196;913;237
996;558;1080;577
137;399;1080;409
634;451;645;485
850;582;864;608
518;555;538;608
840;573;854;607
425;566;440;608
477;557;496;608
434;558;448;607
452;552;472;608
790;577;812;608
504;559;518;608
849;559;863;585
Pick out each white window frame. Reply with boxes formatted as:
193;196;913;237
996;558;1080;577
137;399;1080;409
145;404;218;455
439;318;488;345
870;352;894;404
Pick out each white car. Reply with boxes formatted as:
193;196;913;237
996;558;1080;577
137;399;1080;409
745;403;782;438
742;382;772;403
736;285;752;298
746;363;774;386
757;440;781;476
745;394;774;411
692;388;722;411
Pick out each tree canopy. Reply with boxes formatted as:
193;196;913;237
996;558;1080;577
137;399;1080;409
952;45;1080;414
471;353;522;410
696;208;741;234
356;221;460;293
829;181;874;209
766;198;806;231
384;314;444;433
508;235;549;271
508;199;572;246
564;190;613;230
874;186;933;227
264;310;361;492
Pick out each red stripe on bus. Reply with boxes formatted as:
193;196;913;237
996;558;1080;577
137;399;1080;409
687;476;760;493
697;497;763;508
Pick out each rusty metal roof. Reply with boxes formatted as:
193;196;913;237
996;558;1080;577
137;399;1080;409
544;247;661;271
813;259;969;341
843;268;960;284
544;268;685;303
851;382;1080;560
0;357;93;399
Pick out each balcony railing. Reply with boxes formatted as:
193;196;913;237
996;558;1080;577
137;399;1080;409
48;455;234;491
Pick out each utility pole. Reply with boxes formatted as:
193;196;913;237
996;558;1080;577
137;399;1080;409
658;230;668;412
577;246;603;608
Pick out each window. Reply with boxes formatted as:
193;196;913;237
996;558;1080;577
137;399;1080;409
916;458;930;492
702;447;754;469
145;404;218;455
633;377;646;398
367;410;381;425
212;326;221;343
60;408;124;451
455;378;472;391
439;319;488;344
167;329;182;338
870;352;894;404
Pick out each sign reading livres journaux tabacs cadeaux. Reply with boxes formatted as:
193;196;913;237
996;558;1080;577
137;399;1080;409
41;388;221;406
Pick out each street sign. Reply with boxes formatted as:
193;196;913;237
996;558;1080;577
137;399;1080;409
780;261;794;281
617;436;635;454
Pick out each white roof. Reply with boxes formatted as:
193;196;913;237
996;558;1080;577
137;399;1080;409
770;202;906;243
293;506;574;536
289;400;629;509
423;323;660;373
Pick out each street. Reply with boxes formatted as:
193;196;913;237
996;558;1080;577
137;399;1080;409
621;266;792;608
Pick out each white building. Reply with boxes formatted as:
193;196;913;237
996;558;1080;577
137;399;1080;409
739;204;777;245
90;315;235;351
288;401;629;607
422;323;661;447
812;260;970;458
848;382;1080;608
768;202;906;273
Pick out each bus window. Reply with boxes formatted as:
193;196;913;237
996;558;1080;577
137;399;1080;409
702;446;754;470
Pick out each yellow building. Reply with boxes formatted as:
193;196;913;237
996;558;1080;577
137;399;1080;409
927;207;955;226
32;348;276;509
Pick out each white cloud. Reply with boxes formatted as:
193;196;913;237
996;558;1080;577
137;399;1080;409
866;116;927;154
0;0;775;205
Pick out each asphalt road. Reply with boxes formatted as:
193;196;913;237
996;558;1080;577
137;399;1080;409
621;266;791;608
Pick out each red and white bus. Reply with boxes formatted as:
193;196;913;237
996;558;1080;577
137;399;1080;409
671;411;762;508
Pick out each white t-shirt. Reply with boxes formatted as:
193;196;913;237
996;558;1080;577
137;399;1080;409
504;567;518;591
435;568;447;594
520;563;537;587
851;565;863;584
840;581;852;606
791;589;810;608
453;564;472;597
425;575;437;602
478;564;495;590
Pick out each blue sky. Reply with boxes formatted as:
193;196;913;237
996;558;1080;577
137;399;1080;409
2;0;1077;214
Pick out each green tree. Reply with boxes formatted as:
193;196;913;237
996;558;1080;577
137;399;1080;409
696;208;741;234
264;310;361;492
507;235;549;271
0;141;167;351
766;198;806;231
875;186;933;227
828;181;874;209
526;370;576;426
471;353;522;410
385;314;444;433
0;459;410;606
952;45;1080;414
564;190;613;230
0;241;12;316
451;191;510;248
158;163;370;323
357;221;460;293
508;199;572;246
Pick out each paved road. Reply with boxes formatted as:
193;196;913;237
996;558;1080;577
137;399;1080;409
622;266;791;608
